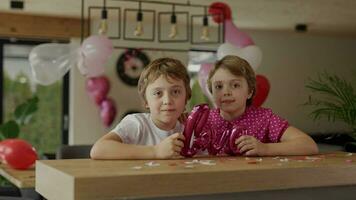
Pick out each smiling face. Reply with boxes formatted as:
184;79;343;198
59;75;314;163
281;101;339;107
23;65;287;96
211;68;253;121
145;75;187;130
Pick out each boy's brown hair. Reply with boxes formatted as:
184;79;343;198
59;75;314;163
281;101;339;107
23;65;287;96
207;55;256;106
138;57;192;104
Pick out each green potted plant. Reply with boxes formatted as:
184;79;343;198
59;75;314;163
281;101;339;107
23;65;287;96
0;96;38;188
304;72;356;151
0;96;39;140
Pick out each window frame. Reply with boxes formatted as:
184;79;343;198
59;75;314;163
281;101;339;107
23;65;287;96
0;38;69;146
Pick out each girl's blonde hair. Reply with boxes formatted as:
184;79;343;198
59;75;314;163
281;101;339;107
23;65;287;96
138;57;192;104
208;55;256;106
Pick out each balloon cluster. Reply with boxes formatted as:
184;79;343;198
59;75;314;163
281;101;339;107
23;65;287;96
180;104;246;157
29;35;113;85
86;76;117;127
194;2;270;107
0;139;37;170
29;35;117;127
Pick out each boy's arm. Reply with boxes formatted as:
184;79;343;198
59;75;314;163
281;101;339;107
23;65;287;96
90;132;185;160
90;132;156;159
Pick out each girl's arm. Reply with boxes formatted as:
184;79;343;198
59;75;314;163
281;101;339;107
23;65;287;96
90;132;185;160
263;126;319;156
236;126;319;156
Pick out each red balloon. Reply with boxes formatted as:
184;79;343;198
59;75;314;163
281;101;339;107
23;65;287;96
100;98;117;127
0;139;38;170
86;76;110;105
252;75;270;107
208;2;232;23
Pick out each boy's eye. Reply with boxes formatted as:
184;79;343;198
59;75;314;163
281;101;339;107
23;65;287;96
153;91;162;96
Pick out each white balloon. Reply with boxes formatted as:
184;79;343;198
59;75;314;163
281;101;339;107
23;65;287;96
189;51;217;64
29;43;78;85
217;43;263;71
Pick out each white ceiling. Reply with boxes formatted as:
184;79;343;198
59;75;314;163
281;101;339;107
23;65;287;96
1;0;356;37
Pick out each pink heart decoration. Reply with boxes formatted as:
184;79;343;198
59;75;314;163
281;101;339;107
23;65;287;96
86;76;110;105
252;75;270;107
100;98;117;127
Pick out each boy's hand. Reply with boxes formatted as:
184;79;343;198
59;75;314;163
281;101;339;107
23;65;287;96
154;133;185;159
235;135;267;156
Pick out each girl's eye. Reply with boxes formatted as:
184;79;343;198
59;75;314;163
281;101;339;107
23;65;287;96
214;84;223;90
171;89;181;96
232;83;241;88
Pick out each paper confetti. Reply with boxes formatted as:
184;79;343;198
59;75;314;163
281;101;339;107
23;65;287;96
145;161;160;167
199;160;216;166
131;166;143;170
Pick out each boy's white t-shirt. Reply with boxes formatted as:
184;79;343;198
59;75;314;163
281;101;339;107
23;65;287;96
111;113;184;145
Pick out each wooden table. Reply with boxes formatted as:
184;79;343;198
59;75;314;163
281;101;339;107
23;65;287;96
0;163;35;188
0;163;41;199
36;152;356;200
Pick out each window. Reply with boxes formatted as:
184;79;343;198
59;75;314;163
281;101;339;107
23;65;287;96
187;49;216;110
0;39;69;155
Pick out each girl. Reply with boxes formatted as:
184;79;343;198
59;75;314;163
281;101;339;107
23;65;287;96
205;55;318;156
90;58;191;159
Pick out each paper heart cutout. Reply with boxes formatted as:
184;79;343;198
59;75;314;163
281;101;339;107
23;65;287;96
86;76;110;105
217;43;262;71
252;75;270;107
100;98;117;127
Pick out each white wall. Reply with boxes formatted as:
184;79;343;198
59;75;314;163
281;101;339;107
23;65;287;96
250;31;356;134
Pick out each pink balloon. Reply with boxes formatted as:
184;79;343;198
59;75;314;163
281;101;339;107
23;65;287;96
86;76;110;105
79;35;113;77
100;98;117;127
225;19;254;48
198;63;215;106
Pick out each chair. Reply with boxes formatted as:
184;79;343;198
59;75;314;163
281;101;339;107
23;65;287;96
56;145;92;159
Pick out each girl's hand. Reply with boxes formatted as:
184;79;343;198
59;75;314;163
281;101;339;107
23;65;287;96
235;135;267;156
154;133;185;159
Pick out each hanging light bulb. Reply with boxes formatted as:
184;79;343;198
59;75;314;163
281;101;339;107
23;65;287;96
99;9;108;35
168;4;178;39
98;0;108;35
201;7;210;41
134;2;143;36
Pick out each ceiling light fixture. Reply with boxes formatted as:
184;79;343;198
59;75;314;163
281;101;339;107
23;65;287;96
168;4;178;39
98;0;108;35
200;6;210;41
134;1;143;36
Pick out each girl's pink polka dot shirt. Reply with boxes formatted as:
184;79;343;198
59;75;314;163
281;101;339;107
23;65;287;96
203;106;289;143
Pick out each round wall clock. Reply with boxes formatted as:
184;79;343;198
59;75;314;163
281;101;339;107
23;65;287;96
116;49;150;86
